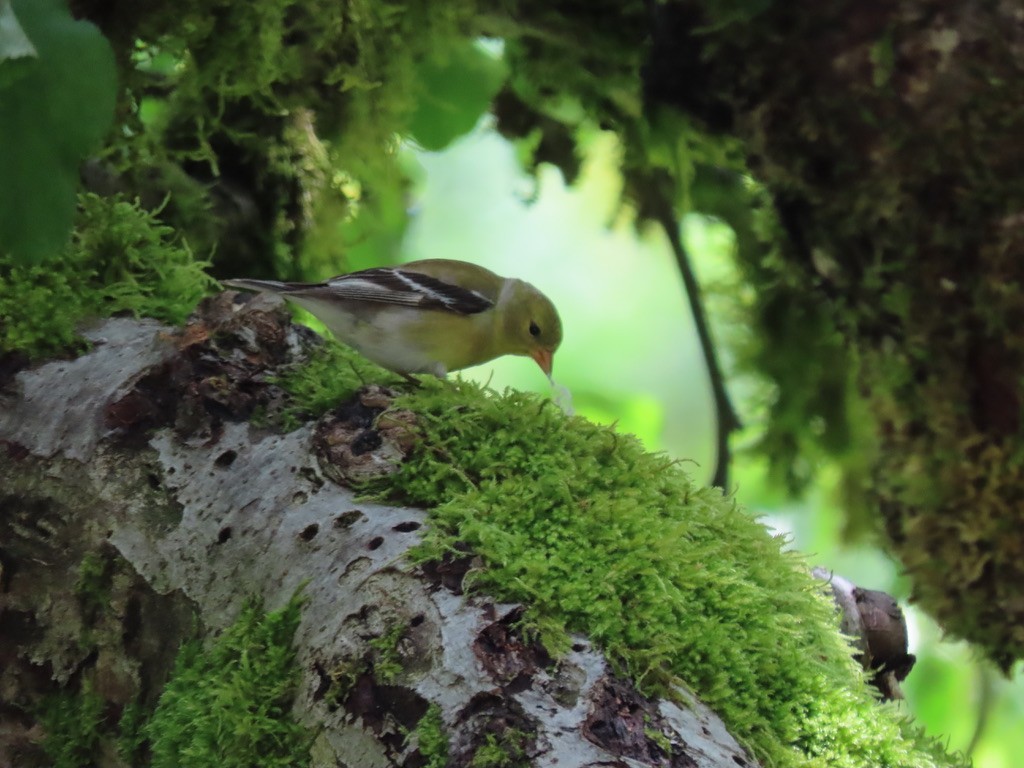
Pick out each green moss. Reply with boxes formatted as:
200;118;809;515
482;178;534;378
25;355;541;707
74;192;215;324
0;250;92;358
469;729;530;768
38;681;105;768
75;551;112;620
368;621;408;684
271;337;401;429
328;619;410;704
410;704;449;768
346;379;964;768
644;725;672;755
145;594;310;768
117;700;149;766
123;0;480;143
0;192;216;359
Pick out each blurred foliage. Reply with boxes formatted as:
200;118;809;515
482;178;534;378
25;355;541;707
0;0;116;263
408;41;508;151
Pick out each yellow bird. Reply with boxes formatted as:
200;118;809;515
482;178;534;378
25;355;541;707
223;259;562;377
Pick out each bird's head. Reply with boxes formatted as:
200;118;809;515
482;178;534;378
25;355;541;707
500;279;563;376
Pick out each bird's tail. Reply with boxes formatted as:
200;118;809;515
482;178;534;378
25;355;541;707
222;278;295;294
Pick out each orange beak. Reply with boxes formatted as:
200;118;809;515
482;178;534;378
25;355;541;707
530;347;554;377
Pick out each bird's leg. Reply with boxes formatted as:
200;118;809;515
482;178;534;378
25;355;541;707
348;361;368;385
400;372;423;387
400;363;449;388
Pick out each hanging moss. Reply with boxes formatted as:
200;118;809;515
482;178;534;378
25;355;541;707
661;1;1024;666
74;0;492;282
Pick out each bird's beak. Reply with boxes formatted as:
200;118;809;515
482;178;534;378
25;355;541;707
530;347;554;376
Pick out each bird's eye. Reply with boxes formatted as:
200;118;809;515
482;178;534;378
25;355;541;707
529;321;541;337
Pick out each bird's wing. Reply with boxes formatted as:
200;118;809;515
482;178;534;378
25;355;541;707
312;267;494;315
224;265;496;316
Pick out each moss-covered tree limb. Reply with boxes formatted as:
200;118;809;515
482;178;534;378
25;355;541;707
0;304;759;768
0;301;962;768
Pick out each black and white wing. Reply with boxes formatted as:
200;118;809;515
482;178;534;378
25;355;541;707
224;266;495;316
319;267;494;315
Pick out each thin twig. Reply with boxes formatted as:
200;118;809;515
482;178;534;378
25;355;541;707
647;184;741;490
965;662;994;758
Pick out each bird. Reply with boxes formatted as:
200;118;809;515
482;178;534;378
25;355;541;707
223;259;562;378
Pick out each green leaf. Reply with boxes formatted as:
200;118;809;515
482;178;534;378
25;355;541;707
407;41;507;152
0;0;116;263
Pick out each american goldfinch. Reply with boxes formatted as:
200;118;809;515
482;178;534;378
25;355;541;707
223;259;562;377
